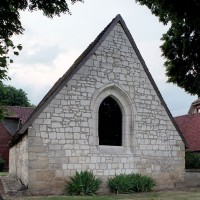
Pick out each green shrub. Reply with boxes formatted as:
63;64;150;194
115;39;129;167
133;174;156;192
0;155;5;172
64;170;102;196
108;173;156;194
0;155;5;164
185;152;200;169
107;174;134;194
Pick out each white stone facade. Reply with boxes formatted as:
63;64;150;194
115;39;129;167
9;16;185;194
9;135;28;185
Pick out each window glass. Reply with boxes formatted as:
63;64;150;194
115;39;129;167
98;96;122;146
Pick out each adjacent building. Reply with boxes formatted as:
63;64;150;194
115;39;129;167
0;106;34;168
175;98;200;152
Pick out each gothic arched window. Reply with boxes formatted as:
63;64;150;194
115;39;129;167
98;96;122;146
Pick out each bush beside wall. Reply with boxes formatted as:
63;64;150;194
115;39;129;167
0;155;5;171
108;173;156;194
185;152;200;169
64;171;156;196
64;171;102;195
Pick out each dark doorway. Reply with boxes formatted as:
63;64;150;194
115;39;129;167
98;96;122;146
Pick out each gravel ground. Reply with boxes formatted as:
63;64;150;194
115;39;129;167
0;179;5;200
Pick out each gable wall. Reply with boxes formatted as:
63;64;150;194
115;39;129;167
18;23;184;194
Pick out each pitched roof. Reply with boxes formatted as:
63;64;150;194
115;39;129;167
10;14;187;147
6;106;35;124
188;98;200;114
175;114;200;151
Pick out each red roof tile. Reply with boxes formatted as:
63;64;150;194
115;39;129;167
6;106;35;124
175;114;200;151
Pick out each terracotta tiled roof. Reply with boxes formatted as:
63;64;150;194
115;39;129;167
175;114;200;151
6;106;35;124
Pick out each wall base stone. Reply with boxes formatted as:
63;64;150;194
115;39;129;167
29;181;65;195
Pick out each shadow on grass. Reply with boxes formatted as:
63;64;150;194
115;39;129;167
0;172;8;177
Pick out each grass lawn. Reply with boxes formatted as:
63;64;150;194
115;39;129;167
3;190;200;200
0;172;8;176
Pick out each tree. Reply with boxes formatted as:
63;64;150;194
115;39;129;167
0;83;32;107
0;0;83;82
0;83;33;120
136;0;200;96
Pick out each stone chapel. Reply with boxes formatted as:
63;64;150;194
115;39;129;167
9;14;185;194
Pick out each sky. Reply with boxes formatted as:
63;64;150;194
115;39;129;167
5;0;197;117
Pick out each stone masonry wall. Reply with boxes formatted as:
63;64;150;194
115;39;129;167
26;23;185;194
9;135;29;186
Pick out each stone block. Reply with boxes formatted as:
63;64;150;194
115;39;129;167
65;150;71;156
57;133;65;140
51;122;62;128
41;132;48;139
29;146;46;153
73;127;80;133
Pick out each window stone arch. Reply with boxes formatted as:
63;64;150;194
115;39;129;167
90;84;133;150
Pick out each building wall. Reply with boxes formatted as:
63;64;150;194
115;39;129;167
15;23;184;194
9;135;29;186
0;123;11;169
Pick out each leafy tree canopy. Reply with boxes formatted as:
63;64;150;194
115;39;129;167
0;83;32;107
0;83;33;120
136;0;200;96
0;0;83;82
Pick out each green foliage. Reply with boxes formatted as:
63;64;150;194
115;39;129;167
133;174;156;192
0;155;5;172
108;174;135;194
0;83;31;107
0;155;5;164
108;173;156;194
0;105;7;121
0;38;22;82
64;171;102;196
0;83;32;120
185;152;200;169
136;0;200;96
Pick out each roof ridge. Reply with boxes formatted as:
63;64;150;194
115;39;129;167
7;106;35;109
